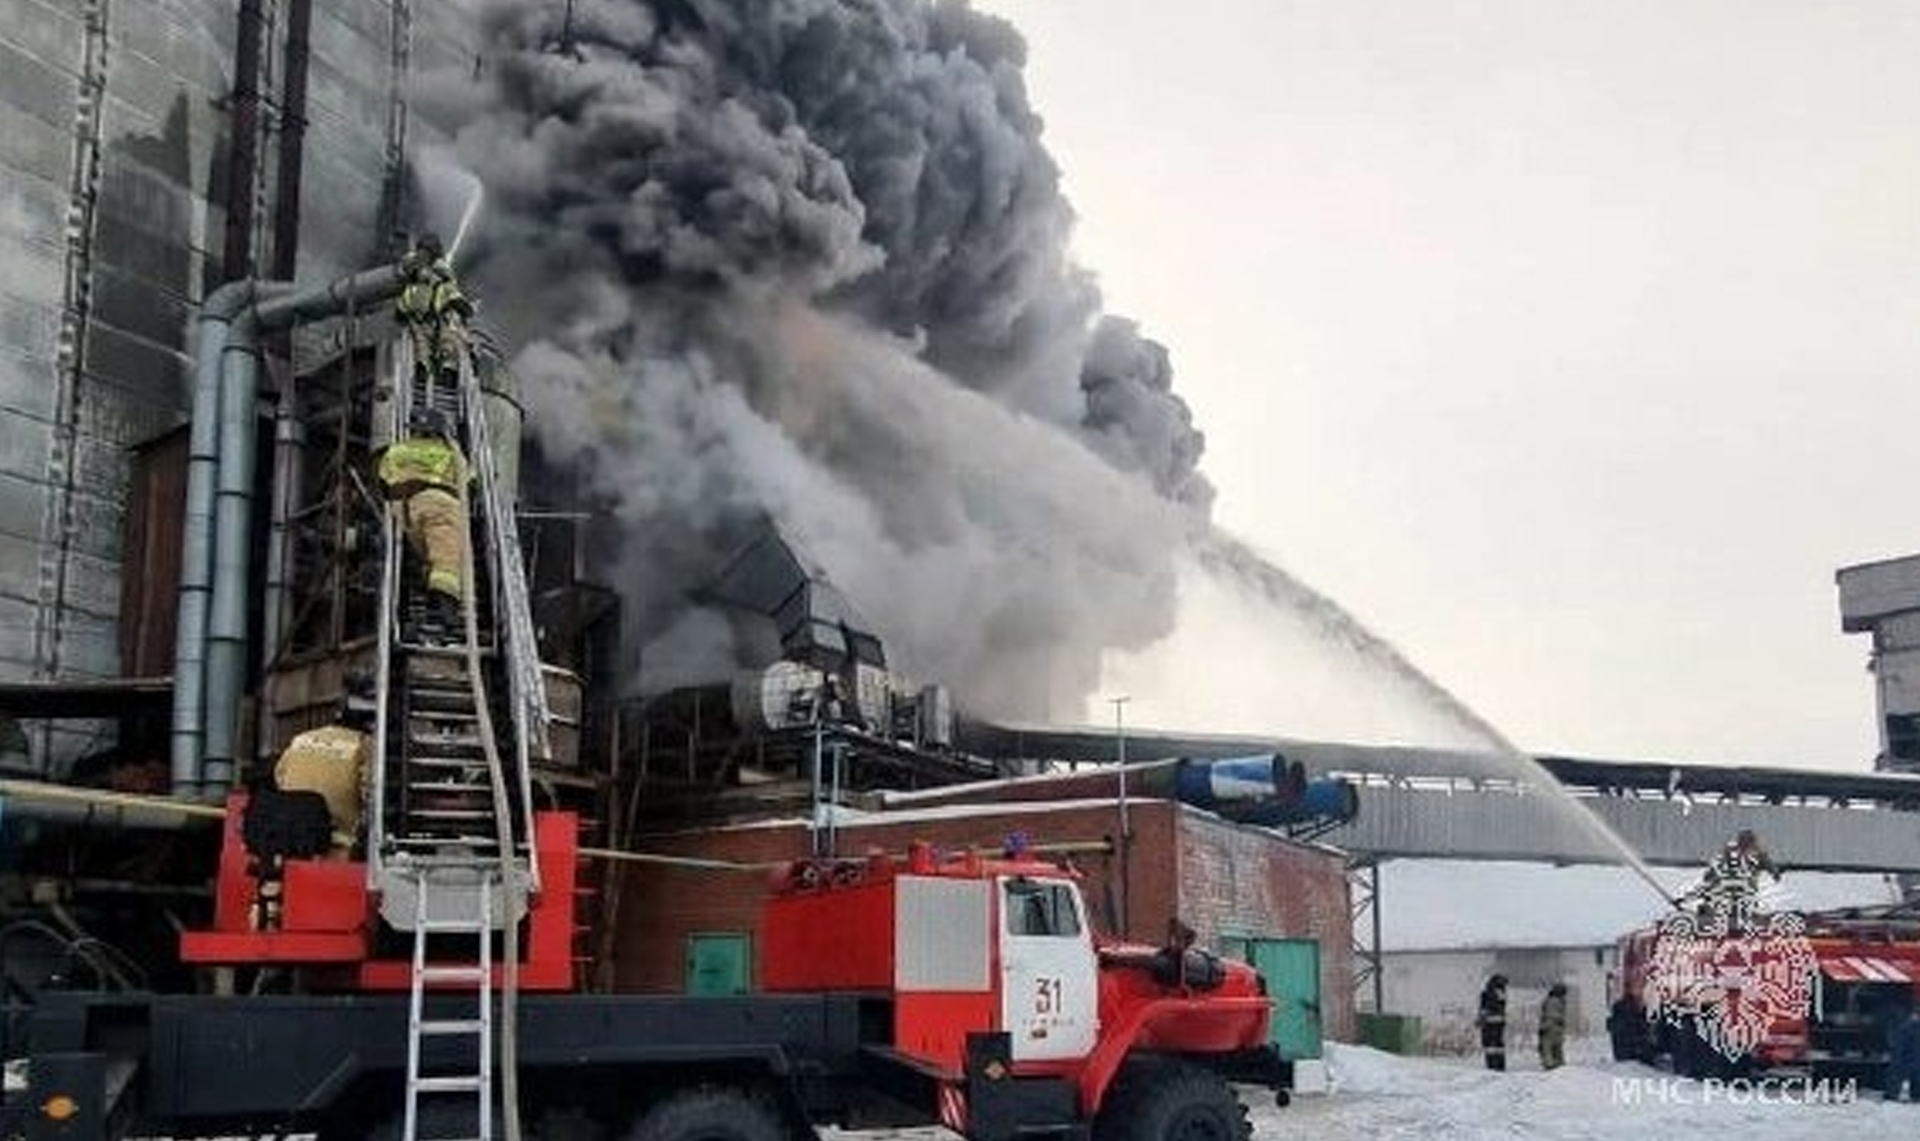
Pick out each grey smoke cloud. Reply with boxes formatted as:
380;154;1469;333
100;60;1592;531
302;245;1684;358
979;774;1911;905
420;0;1211;717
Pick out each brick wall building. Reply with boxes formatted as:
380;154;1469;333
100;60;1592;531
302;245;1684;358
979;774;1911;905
607;797;1355;1042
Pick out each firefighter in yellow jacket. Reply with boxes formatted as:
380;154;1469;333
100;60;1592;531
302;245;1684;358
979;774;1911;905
396;232;473;384
377;407;472;628
271;677;375;859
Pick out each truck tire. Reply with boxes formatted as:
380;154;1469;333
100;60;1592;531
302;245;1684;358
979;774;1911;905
366;1104;601;1141
366;1104;491;1141
1094;1060;1250;1141
626;1088;789;1141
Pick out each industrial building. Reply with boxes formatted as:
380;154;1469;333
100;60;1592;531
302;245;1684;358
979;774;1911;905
1838;552;1920;776
0;1;1359;1078
0;0;483;747
1379;942;1614;1057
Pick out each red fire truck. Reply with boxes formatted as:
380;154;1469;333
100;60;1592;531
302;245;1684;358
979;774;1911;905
1608;903;1920;1081
4;810;1287;1141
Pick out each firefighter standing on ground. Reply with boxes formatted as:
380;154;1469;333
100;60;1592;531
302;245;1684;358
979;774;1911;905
1477;974;1509;1071
1538;982;1569;1070
1888;1005;1920;1102
396;232;473;385
378;408;472;628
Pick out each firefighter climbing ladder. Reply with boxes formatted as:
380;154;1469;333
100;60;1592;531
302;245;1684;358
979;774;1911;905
369;321;549;1141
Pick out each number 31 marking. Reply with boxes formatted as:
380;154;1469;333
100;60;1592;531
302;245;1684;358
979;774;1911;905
1035;976;1064;1014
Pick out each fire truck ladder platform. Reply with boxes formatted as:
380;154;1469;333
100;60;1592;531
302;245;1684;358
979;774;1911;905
368;325;552;1141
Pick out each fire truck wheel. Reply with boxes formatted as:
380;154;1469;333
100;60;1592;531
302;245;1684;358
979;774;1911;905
626;1088;788;1141
1094;1060;1250;1141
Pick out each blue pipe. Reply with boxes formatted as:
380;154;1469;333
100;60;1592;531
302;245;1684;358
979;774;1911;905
1219;780;1361;827
1162;754;1357;828
1170;753;1306;808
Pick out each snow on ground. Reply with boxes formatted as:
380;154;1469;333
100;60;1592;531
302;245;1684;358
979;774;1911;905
836;1036;1917;1141
1268;1037;1920;1140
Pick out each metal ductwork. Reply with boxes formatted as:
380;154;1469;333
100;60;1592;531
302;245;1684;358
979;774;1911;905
874;749;1359;831
705;524;887;675
1139;753;1360;829
172;264;407;802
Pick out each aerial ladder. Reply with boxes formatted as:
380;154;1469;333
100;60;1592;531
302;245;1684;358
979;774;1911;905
368;318;552;1141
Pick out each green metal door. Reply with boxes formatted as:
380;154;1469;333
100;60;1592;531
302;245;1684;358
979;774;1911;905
686;933;751;996
1247;938;1322;1060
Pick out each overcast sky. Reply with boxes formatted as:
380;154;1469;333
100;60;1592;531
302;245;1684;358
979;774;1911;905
977;0;1920;770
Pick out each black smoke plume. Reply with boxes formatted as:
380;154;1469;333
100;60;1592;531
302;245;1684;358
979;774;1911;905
418;0;1212;718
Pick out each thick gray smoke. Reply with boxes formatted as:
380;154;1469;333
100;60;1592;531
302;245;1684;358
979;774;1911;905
418;0;1212;718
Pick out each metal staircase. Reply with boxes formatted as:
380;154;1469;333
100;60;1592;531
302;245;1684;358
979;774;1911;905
368;321;550;1141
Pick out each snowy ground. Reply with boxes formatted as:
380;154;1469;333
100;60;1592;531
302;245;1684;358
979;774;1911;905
22;1039;1917;1139
1268;1036;1919;1140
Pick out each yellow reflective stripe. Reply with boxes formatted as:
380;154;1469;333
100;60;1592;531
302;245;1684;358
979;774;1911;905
398;283;436;316
378;440;467;488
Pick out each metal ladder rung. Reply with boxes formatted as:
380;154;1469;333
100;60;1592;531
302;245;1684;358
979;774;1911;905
407;698;481;716
420;1018;487;1035
414;1075;486;1094
417;964;489;983
417;918;492;934
402;643;495;658
393;833;503;845
411;734;486;749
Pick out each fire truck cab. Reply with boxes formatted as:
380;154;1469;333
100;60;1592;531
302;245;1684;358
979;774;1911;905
762;842;1282;1126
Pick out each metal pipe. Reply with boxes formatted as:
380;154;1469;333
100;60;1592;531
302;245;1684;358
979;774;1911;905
171;281;255;799
828;740;842;857
252;264;404;328
0;777;226;830
203;329;262;797
221;0;266;282
261;381;301;676
192;266;407;801
258;0;314;704
270;0;313;282
1370;864;1385;1015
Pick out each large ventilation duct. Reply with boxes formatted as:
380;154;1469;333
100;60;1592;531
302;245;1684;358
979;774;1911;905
890;751;1358;830
172;280;265;802
173;264;406;801
1144;754;1359;829
694;525;952;747
705;524;887;675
